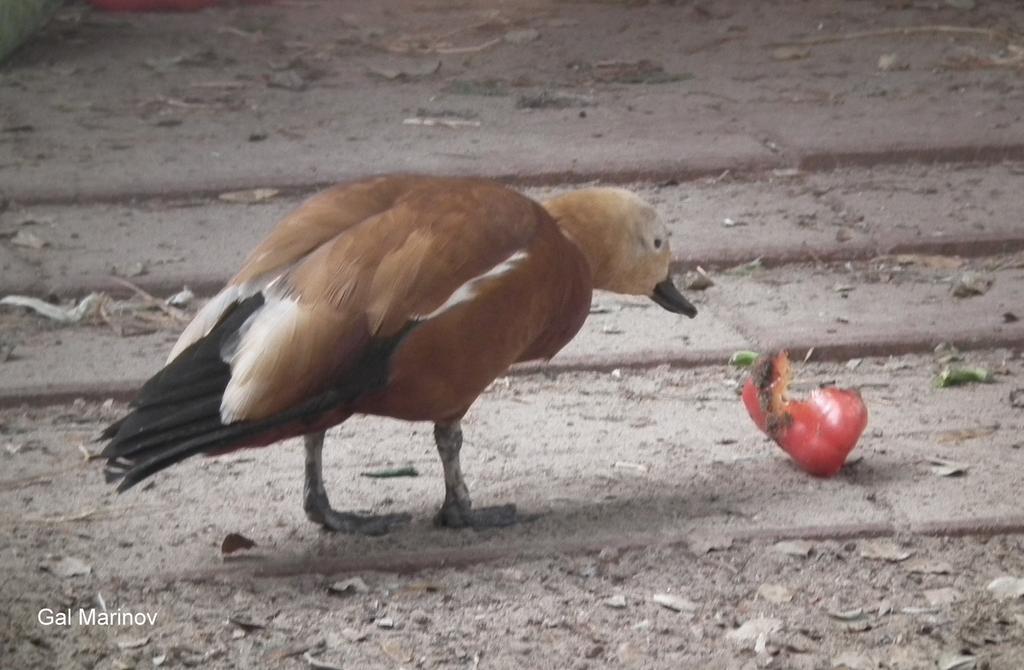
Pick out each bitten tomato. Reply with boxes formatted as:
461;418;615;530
742;351;868;477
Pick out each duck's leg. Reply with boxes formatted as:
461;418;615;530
302;432;409;535
433;421;517;529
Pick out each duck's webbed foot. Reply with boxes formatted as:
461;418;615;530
303;432;410;535
432;421;519;529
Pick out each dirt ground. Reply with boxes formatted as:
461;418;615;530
3;354;1024;668
3;0;1024;668
3;0;1024;199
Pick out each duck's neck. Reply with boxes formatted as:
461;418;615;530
542;192;617;289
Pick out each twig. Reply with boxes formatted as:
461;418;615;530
78;443;103;461
769;25;1014;48
216;26;263;41
700;553;740;575
98;300;124;337
433;37;503;55
31;508;100;524
0;463;88;492
0;503;162;527
107;276;189;323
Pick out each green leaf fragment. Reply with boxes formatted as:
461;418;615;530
935;366;993;388
360;466;419;479
729;351;761;368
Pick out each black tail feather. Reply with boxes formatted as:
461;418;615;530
100;291;415;491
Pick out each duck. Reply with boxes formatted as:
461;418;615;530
101;175;696;533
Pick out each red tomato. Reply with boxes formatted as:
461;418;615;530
742;352;868;477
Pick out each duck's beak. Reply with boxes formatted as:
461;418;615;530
650;277;697;318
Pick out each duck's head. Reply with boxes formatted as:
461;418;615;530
543;187;697;318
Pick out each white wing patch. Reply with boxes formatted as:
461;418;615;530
166;278;279;364
417;249;529;321
218;295;301;424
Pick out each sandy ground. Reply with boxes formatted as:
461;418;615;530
3;354;1024;668
5;162;1024;298
3;0;1024;199
2;1;1024;668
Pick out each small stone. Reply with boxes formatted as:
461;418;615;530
603;595;627;609
329;576;369;596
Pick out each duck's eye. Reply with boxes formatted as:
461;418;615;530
653;238;663;249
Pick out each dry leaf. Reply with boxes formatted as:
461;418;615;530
951;272;993;298
772;46;810;61
726;617;782;642
227;615;265;631
402;117;480;128
939;653;977;670
166;287;194;308
651;593;697;613
0;293;105;324
328;577;369;596
757;583;794;603
612;460;647;473
218;188;280;204
504;29;540;44
303;651;344;670
927;457;969;477
827;608;865;621
592;59;688;84
380;640;414;664
221;532;257;555
987;576;1024;600
367;60;441;81
682;268;714;290
877;53;899;71
890;254;964;269
924;587;962;606
937;427;997;444
859;539;913;562
689;534;732;554
11;230;48;249
603;595;627;609
904;558;954;575
48;556;92;578
832;651;874;670
117;637;150;650
772;540;813;557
